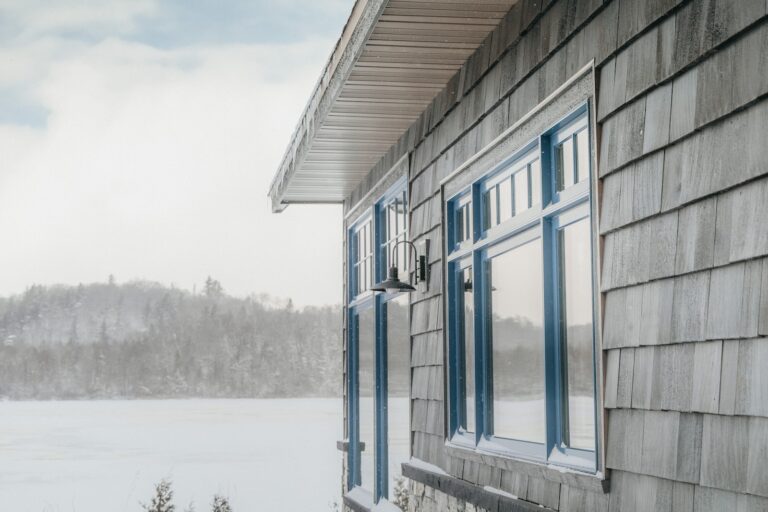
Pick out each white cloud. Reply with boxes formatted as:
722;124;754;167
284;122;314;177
0;32;344;306
0;0;157;40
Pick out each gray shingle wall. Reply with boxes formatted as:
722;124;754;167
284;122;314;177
341;0;768;509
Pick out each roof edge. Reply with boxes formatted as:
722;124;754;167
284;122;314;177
268;0;388;213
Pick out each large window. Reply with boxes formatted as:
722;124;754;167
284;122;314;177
347;178;411;504
446;105;598;471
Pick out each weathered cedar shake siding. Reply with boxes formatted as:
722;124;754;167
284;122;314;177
338;0;768;510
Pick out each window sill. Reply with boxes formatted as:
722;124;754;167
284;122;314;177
445;442;609;494
343;488;373;512
343;489;402;512
337;439;365;452
402;460;555;512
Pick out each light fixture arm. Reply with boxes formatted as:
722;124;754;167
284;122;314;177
389;239;427;284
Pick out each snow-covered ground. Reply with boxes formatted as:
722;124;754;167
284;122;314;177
0;399;346;512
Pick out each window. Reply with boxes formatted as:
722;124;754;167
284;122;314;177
347;178;410;503
350;216;373;298
446;105;598;471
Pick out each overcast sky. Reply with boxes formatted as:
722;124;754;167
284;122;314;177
0;0;353;307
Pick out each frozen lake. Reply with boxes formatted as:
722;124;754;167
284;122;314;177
0;399;345;512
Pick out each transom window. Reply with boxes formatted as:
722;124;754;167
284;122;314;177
446;104;598;471
379;187;408;276
350;216;373;298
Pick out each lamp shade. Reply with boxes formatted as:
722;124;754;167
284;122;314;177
372;266;416;294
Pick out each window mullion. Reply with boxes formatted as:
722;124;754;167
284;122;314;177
374;295;387;502
542;214;561;462
472;249;486;445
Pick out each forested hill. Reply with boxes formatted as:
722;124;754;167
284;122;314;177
0;279;342;400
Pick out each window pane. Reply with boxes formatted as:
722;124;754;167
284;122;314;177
386;295;410;496
530;160;541;207
389;203;398;240
498;178;512;224
513;170;528;215
555;138;575;192
483;187;498;230
456;206;464;244
398;235;407;274
464;204;472;241
488;238;545;443
400;196;407;233
461;266;475;433
575;129;589;185
559;218;595;451
358;307;376;490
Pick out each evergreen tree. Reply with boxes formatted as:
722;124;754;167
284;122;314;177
142;479;175;512
211;495;232;512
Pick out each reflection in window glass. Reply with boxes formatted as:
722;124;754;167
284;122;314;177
575;129;589;185
386;295;410;495
558;218;595;451
488;238;545;443
357;307;375;491
461;266;475;433
513;170;528;215
556;138;575;192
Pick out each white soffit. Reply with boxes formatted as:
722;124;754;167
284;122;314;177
269;0;518;211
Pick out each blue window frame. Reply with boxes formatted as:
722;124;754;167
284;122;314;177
446;104;598;472
348;177;410;503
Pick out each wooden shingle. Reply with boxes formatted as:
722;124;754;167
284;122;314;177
700;414;749;494
736;338;768;417
740;259;763;338
599;97;646;177
651;343;693;411
675;413;703;484
761;258;768;336
608;470;673;512
640;410;680;480
617;348;635;408
632;153;664;224
706;263;746;340
526;476;560;510
691;340;723;414
559;485;609;512
606;409;644;474
632;346;654;409
746;417;768;497
717;176;768;265
671;482;694;512
719;339;740;416
669;68;697;141
648;212;678;280
603;286;643;348
672;271;710;343
604;349;620;409
675;198;716;275
642;83;672;153
640;279;674;346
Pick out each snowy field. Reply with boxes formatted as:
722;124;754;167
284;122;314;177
0;399;346;512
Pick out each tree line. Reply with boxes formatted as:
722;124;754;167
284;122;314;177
0;279;341;400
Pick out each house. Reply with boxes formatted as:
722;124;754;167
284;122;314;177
268;0;768;510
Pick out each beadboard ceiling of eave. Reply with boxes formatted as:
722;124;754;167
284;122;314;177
269;0;519;211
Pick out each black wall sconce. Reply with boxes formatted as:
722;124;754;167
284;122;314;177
372;239;429;294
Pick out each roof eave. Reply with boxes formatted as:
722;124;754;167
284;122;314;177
268;0;388;213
